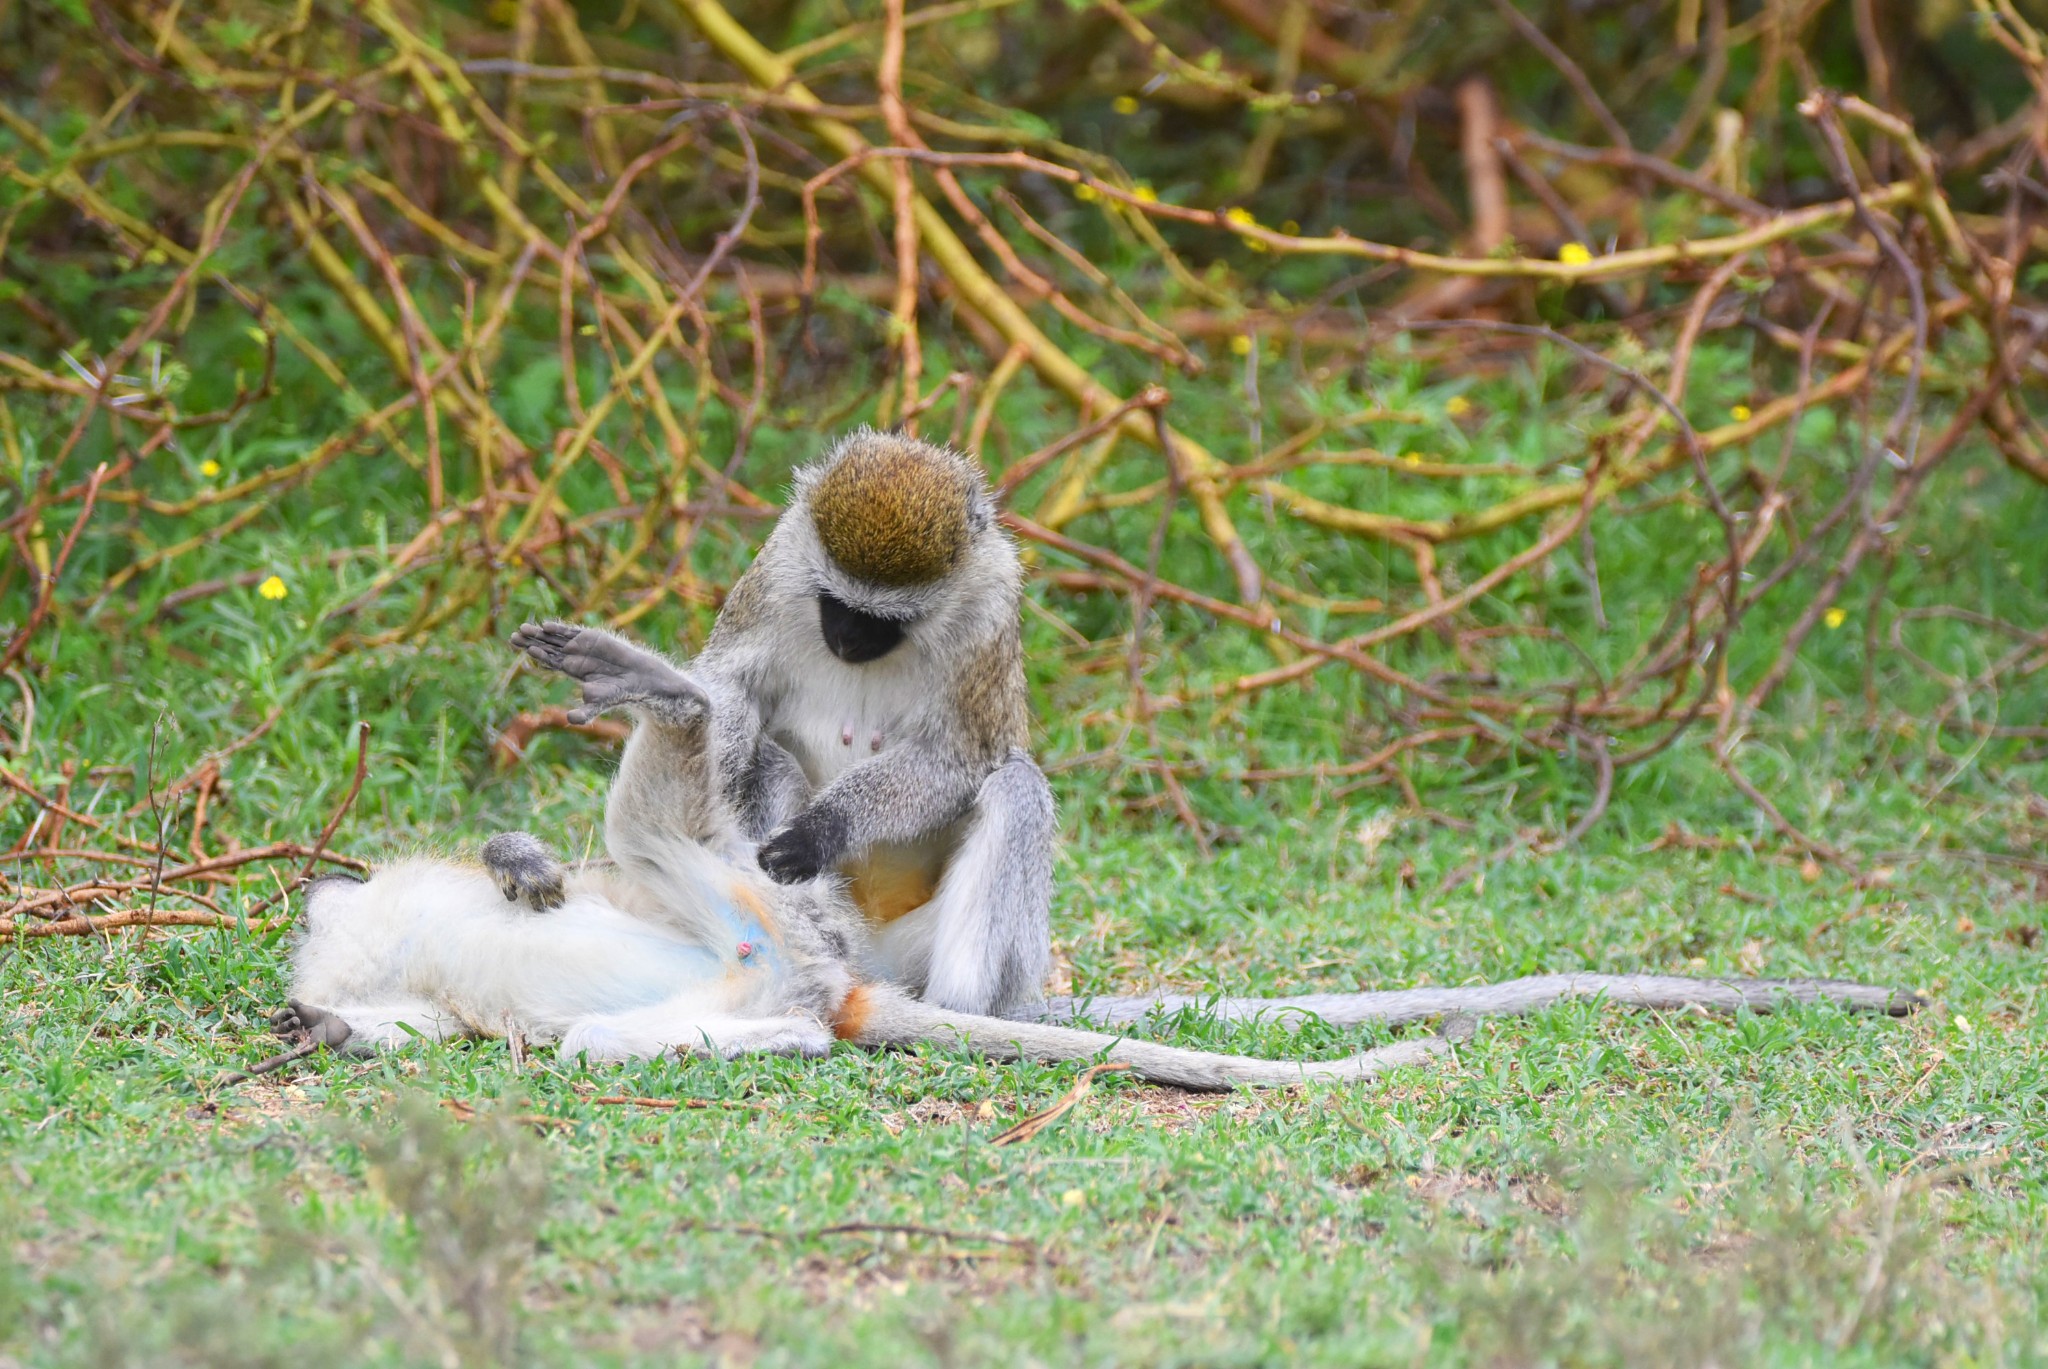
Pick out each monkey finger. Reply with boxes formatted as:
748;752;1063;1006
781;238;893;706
513;639;567;672
511;622;582;666
514;619;579;645
508;622;551;652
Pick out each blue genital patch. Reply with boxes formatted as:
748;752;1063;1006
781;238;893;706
699;880;783;979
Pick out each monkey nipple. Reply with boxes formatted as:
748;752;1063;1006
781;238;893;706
840;723;853;747
869;731;882;752
736;941;754;959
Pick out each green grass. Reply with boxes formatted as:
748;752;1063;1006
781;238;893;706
8;613;2047;1364
4;751;2045;1366
5;312;2048;1364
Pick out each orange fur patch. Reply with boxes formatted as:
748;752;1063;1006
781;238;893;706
844;851;939;925
730;880;776;933
833;984;872;1040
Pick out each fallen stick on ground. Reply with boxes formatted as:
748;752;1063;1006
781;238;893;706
990;1062;1130;1147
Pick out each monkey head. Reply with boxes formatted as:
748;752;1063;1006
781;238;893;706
789;429;1001;665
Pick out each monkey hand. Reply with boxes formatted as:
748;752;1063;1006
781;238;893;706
511;620;707;725
757;808;850;884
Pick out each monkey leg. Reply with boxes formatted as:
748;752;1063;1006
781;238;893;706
270;997;465;1051
873;749;1054;1017
480;831;567;911
604;705;746;873
511;620;747;864
559;1002;834;1062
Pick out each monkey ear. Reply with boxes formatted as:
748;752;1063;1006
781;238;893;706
965;482;995;534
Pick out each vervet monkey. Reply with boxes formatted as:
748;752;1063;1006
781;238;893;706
549;429;1054;1019
276;634;1450;1089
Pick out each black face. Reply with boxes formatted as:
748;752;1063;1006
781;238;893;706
817;592;907;664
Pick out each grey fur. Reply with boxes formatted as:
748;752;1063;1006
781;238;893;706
850;983;1454;1091
1031;975;1926;1031
516;431;1050;1016
887;749;1054;1013
285;653;1450;1087
480;831;566;910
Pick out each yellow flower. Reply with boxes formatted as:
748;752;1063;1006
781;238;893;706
1403;452;1422;465
1112;96;1139;115
1824;607;1846;629
1075;183;1100;202
1730;403;1753;422
258;575;288;601
1060;1188;1087;1209
200;459;221;478
1223;206;1257;228
1953;1013;1973;1034
1557;242;1592;265
1445;396;1472;418
1230;334;1253;356
1132;183;1157;203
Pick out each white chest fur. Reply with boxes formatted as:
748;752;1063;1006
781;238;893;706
767;644;926;788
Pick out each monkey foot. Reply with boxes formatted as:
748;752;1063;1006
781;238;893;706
510;621;707;726
480;831;567;911
269;999;355;1048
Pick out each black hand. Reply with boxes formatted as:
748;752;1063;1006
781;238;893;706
757;808;850;884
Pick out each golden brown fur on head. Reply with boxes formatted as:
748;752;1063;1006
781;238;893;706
807;430;985;587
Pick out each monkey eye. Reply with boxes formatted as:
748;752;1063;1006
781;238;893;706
817;592;907;665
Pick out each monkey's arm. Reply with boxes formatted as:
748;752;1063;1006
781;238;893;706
757;743;982;884
1030;973;1923;1029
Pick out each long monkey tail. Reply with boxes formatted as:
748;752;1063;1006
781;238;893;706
1029;973;1926;1030
838;983;1451;1091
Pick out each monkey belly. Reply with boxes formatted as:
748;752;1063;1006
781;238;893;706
841;840;948;924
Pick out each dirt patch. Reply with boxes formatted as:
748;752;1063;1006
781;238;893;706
187;1079;330;1129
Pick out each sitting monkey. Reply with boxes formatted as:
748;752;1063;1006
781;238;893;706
607;429;1057;1019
